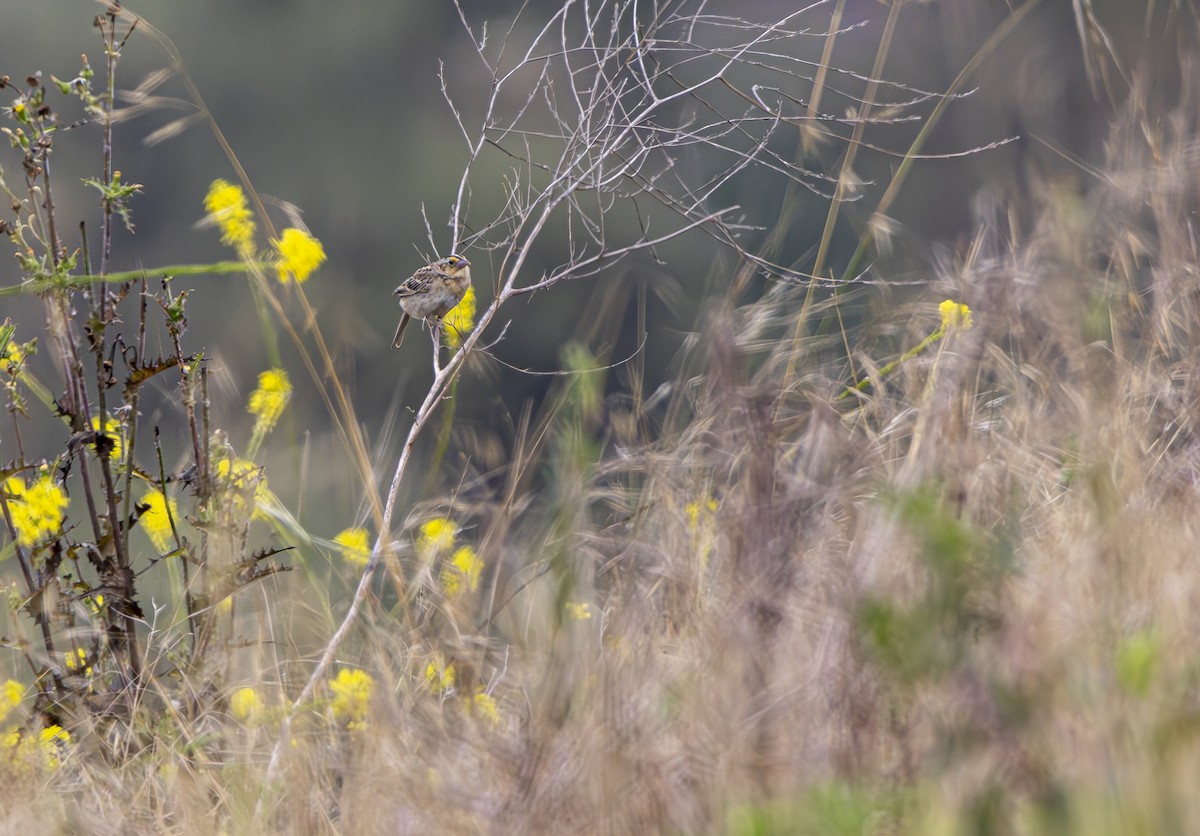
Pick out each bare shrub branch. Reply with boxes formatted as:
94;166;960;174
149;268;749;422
259;0;950;806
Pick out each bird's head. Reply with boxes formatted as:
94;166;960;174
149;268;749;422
438;254;471;276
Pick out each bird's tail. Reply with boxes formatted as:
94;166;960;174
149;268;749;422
393;314;410;348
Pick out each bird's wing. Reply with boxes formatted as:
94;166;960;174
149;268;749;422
395;266;436;297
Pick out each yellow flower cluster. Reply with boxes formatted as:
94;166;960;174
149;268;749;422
416;518;484;598
203;180;326;284
215;457;270;519
65;648;93;678
89;415;124;461
247;368;292;436
469;689;500;726
204;179;257;256
333;527;371;567
938;299;973;331
443;284;477;349
330;667;374;730
4;473;68;547
424;659;456;692
140;489;179;553
0;340;22;373
0;680;21;720
417;518;457;559
2;725;71;771
231;686;266;723
440;546;483;597
422;660;500;724
0;679;69;771
87;593;106;617
274;228;326;285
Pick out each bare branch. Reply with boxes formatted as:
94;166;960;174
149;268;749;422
257;0;994;810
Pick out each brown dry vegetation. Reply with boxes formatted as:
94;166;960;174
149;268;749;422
3;3;1200;834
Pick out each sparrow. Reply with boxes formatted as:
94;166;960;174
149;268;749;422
393;254;472;348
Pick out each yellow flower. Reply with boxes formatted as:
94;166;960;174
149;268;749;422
4;722;71;772
938;299;973;331
215;456;258;485
0;341;24;373
684;497;718;532
231;686;265;722
330;668;373;729
424;660;456;692
38;724;69;769
333;527;371;566
5;473;68;547
215;457;270;518
204;179;257;256
0;680;23;722
444;284;476;349
440;545;483;597
89;415;124;461
566;602;592;620
140;489;178;553
273;227;326;284
41;725;69;744
469;689;500;726
417;517;457;560
247;368;292;436
65;648;93;678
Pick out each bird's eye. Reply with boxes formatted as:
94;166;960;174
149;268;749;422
447;257;459;265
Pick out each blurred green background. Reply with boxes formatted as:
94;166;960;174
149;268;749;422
0;0;1188;537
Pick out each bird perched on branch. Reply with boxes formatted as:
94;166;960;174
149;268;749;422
392;254;472;348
